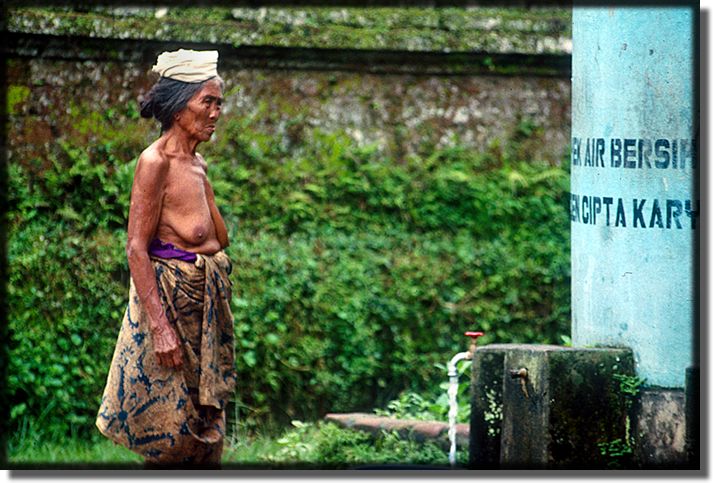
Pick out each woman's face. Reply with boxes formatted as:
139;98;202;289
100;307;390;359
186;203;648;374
175;78;223;142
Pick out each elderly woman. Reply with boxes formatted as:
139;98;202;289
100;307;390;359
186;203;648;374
96;49;236;467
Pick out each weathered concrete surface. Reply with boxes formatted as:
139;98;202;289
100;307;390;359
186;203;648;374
469;347;505;468
571;6;696;390
632;389;687;468
470;344;636;469
324;412;469;451
499;346;552;467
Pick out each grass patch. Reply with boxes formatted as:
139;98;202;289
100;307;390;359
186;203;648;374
7;421;465;469
8;435;142;466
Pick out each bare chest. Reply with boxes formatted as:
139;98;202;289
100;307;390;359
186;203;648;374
156;161;217;248
162;163;208;210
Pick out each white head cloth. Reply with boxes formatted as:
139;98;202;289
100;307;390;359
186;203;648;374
151;49;219;83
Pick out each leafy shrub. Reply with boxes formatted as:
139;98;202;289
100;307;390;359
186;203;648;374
375;360;472;424
7;102;570;439
257;421;453;467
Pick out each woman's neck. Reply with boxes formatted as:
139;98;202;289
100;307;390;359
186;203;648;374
161;126;200;156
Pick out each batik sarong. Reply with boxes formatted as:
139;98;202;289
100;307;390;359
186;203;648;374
96;250;237;465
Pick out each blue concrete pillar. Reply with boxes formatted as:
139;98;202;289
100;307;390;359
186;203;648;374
570;6;697;388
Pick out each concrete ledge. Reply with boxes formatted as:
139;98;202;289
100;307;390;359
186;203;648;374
633;388;688;468
324;412;469;451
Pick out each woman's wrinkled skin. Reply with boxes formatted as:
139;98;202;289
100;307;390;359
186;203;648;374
126;78;229;369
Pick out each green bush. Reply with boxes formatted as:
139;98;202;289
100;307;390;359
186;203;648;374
243;420;455;467
8;107;570;438
374;360;472;424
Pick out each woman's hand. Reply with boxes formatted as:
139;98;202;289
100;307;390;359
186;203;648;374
151;320;184;368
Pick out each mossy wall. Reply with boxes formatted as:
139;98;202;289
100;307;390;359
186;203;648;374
470;345;636;469
8;57;570;165
9;6;571;54
8;6;572;163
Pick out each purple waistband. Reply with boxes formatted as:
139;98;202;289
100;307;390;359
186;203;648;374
148;238;198;262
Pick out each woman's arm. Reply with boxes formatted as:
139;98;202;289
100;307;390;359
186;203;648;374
126;151;183;368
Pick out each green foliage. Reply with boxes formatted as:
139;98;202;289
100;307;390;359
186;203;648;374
375;392;436;421
613;373;646;399
260;421;453;467
375;360;472;423
8;102;570;439
7;85;31;114
8;221;127;437
597;438;633;469
596;373;644;468
8;124;132;438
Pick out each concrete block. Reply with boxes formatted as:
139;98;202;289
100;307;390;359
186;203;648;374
470;344;636;469
632;388;687;468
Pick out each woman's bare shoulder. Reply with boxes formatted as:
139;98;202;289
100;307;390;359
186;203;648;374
136;142;169;171
134;143;170;185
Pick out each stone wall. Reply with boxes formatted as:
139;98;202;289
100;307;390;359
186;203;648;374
8;6;572;164
9;6;571;55
8;55;570;165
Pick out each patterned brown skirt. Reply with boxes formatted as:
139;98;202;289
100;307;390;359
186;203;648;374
96;251;236;465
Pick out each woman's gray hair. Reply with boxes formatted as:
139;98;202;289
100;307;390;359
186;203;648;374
139;76;224;132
